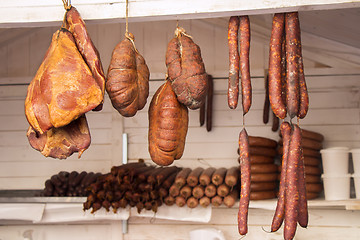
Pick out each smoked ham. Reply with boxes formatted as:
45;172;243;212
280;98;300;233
64;6;106;111
25;28;103;134
165;27;208;110
148;80;188;166
106;33;150;117
27;115;91;159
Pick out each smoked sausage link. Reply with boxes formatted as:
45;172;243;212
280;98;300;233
269;13;287;119
271;121;291;232
285;12;301;119
239;16;252;115
228;16;240;109
238;128;251;235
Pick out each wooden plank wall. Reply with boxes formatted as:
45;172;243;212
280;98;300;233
0;19;360;240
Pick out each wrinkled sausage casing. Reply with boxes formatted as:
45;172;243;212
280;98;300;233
238;128;251;235
25;29;103;134
148;80;188;166
285;12;301;119
228;16;240;109
271;121;291;232
166;27;208;110
107;35;150;117
239;16;252;115
269;13;287;119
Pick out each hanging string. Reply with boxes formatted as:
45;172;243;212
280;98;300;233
125;0;129;36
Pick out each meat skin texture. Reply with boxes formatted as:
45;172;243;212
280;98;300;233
148;80;188;166
27;115;91;159
166;28;208;110
25;29;103;134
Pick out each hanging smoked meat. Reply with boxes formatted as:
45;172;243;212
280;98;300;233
106;33;150;117
24;28;103;134
148;80;188;166
165;27;208;110
64;6;106;111
27;115;91;159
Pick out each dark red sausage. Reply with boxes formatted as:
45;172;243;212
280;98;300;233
298;54;309;119
269;13;287;119
285;12;300;119
206;74;213;132
298;132;308;228
239;16;252;115
271;121;291;232
228;16;240;109
238;128;251;235
263;74;270;124
284;124;301;240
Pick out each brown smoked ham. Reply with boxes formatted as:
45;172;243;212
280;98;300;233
166;27;208;110
107;33;150;117
148;80;188;166
27;115;91;159
25;28;103;134
64;6;106;110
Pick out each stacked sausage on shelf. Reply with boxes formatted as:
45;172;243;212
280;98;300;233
278;129;324;199
83;162;181;214
168;167;240;209
248;136;279;200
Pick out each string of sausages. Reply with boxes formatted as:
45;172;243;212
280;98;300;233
227;15;252;236
268;12;309;240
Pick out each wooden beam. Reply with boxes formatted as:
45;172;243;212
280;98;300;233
1;0;360;28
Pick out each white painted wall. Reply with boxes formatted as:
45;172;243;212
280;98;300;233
0;19;360;239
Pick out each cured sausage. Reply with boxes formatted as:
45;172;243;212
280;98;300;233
225;166;240;187
251;181;277;192
263;74;270;124
251;173;278;182
199;167;216;186
248;136;277;148
285;12;301;119
278;146;320;158
298;145;309;228
301;129;324;142
238;128;251;235
272;111;280;132
250;191;276;200
306;183;323;193
212;167;227;186
269;13;286;119
107;33;150;117
239;16;252;115
279;137;323;150
187;167;204;187
228;16;240;109
166;27;208;110
251;164;278;174
284;124;301;240
148;81;188;166
250;147;277;158
272;122;291;232
296;13;309;119
303;156;321;166
206;74;213;132
304;165;322;175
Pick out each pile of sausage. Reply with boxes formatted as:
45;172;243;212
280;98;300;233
148;26;208;166
83;162;181;214
167;167;239;208
41;171;101;197
243;136;279;200
278;129;324;200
